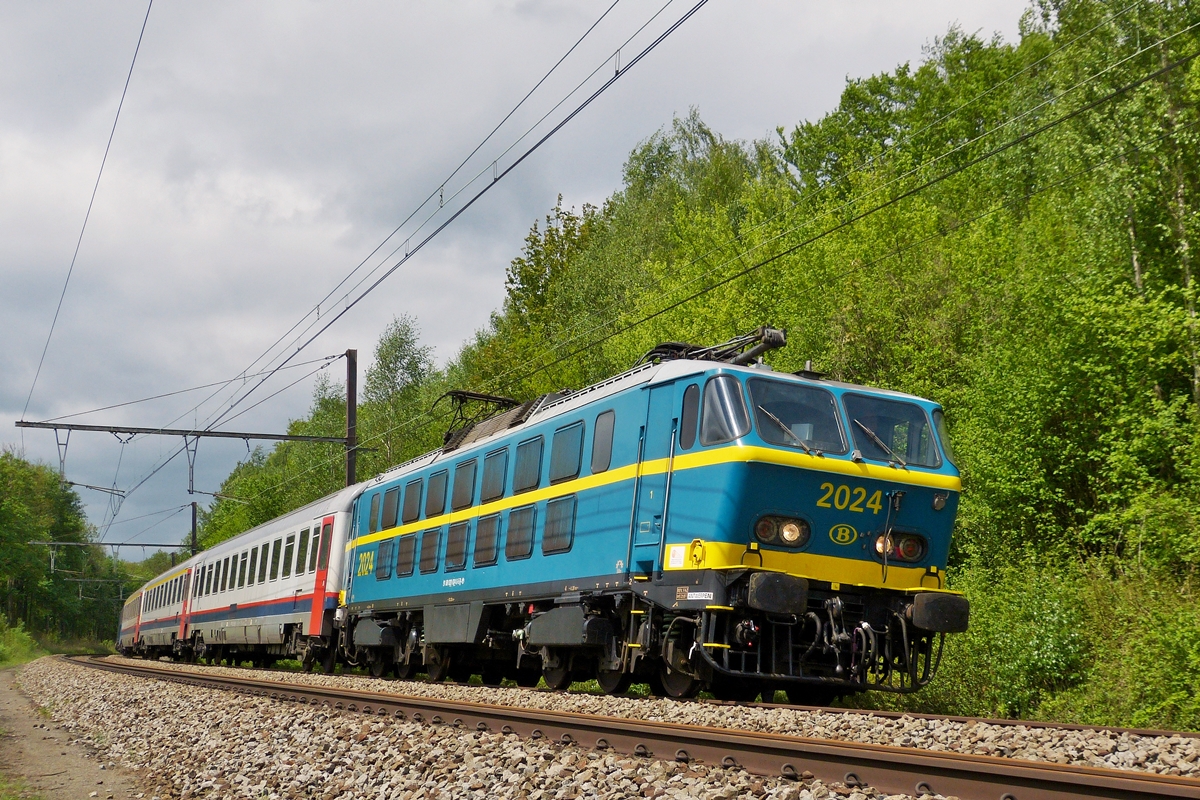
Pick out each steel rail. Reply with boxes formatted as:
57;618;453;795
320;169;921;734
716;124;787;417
69;656;1200;800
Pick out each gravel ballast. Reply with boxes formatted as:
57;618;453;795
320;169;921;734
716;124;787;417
101;655;1200;778
18;657;933;800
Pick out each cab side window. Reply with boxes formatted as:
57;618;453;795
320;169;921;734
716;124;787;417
679;384;699;450
591;410;615;473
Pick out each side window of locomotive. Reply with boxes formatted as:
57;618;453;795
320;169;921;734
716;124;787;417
747;378;846;454
381;487;399;530
506;505;536;561
700;375;751;445
426;471;448;518
282;534;296;579
238;551;248;589
269;538;283;580
368;493;381;534
549;422;584;484
842;393;941;468
307;528;320;573
259;543;271;582
591;410;615;473
375;539;393;580
932;408;956;466
679;384;700;450
481;449;507;503
513;436;543;494
247;548;259;586
318;522;333;570
296;529;310;576
402;479;423;523
419;527;441;574
445;522;469;571
543;495;576;555
395;535;417;577
452;459;476;511
474;514;500;567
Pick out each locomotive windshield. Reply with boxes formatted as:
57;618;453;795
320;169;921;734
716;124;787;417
842;393;941;467
748;378;846;454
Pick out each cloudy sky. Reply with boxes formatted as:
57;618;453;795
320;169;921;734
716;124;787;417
1;0;1026;552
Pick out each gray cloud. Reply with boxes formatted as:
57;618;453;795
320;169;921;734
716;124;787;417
1;0;1025;548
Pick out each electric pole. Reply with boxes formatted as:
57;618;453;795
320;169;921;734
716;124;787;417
346;348;357;487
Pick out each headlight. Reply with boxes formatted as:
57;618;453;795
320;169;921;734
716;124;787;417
874;532;926;563
755;516;810;547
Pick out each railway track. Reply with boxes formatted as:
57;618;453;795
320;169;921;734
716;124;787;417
71;655;1200;800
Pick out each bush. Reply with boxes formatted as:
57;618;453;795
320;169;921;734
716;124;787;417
0;613;44;668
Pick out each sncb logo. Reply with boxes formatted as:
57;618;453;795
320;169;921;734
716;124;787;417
829;523;858;545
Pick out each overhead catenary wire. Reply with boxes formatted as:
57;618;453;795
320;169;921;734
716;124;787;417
91;1;697;519
201;0;697;437
21;0;154;425
192;0;653;438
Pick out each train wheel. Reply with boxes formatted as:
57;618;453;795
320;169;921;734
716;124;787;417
542;664;571;691
395;657;422;680
514;668;541;688
425;647;451;682
480;664;504;686
368;657;388;679
596;669;632;696
320;646;337;674
658;663;700;699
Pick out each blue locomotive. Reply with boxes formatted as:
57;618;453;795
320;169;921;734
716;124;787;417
340;328;968;701
119;328;968;702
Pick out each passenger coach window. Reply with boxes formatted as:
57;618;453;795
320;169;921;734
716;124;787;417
680;385;699;450
592;410;615;473
419;528;441;574
474;514;500;567
401;479;422;523
481;450;507;502
513;437;543;494
296;529;310;575
549;422;584;484
247;549;259;586
506;505;536;561
376;539;393;580
318;523;333;570
193;569;202;597
446;522;469;571
395;536;416;577
426;471;448;518
700;375;751;445
381;488;399;529
220;557;230;592
308;529;320;573
204;564;214;595
282;534;296;578
237;552;248;588
269;538;283;580
258;543;270;582
543;495;577;555
369;494;381;534
452;460;476;510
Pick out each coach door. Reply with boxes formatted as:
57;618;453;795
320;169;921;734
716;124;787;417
628;383;678;577
178;569;192;641
308;516;335;637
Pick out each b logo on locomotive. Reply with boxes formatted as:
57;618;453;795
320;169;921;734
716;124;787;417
828;523;858;545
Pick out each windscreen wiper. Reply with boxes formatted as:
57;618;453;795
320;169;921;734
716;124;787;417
757;405;813;455
853;419;906;467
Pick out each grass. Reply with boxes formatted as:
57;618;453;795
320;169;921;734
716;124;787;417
0;773;42;800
